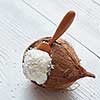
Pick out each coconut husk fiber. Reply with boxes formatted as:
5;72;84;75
24;37;95;90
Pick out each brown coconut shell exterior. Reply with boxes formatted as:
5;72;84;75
23;37;95;90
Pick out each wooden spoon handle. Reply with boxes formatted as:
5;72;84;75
49;11;75;46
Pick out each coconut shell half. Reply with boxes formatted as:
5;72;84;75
23;37;95;90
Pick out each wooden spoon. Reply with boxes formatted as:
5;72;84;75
37;11;75;54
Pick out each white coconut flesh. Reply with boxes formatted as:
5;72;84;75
22;48;54;84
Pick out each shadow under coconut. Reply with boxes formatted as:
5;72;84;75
25;83;77;100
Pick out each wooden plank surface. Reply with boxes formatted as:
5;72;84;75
0;0;100;100
23;0;100;58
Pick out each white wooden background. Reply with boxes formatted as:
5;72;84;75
0;0;100;100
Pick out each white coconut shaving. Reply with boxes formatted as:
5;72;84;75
22;48;54;85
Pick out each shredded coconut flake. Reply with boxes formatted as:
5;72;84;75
23;48;54;84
